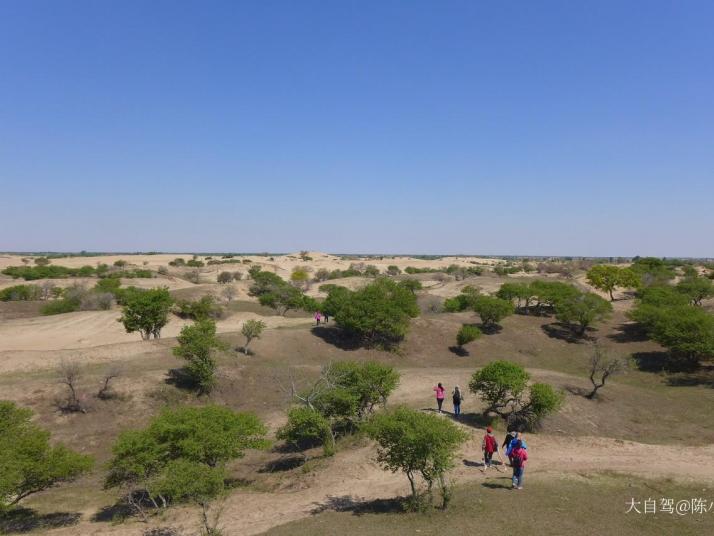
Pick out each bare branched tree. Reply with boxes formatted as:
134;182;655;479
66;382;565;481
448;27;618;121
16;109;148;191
221;285;237;303
57;360;86;412
587;344;627;399
97;365;123;400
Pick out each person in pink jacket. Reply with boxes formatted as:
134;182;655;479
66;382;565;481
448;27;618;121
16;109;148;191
510;440;528;489
433;382;446;413
314;311;322;326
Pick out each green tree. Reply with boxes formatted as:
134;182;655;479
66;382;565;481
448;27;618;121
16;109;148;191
398;279;422;294
676;276;714;306
365;406;468;510
241;319;266;355
173;320;228;394
468;361;562;427
105;405;267;518
472;295;514;329
554;291;613;336
277;406;334;456
0;401;93;509
456;324;481;350
119;287;173;340
324;279;419;348
586;265;640;301
468;360;530;417
646;305;714;369
496;282;532;310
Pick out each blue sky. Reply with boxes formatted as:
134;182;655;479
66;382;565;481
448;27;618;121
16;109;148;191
1;0;712;256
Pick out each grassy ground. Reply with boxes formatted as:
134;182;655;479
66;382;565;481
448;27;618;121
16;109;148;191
264;473;714;536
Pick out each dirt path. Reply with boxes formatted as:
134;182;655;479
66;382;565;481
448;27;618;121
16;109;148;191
45;367;714;536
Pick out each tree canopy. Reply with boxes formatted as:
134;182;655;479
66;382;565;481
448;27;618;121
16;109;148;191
119;287;173;340
0;401;93;509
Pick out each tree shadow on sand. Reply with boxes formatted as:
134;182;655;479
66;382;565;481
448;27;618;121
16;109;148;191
541;322;590;344
164;368;199;391
631;351;704;375
310;495;404;516
0;508;80;534
310;326;364;351
421;408;497;430
607;322;650;343
448;346;469;357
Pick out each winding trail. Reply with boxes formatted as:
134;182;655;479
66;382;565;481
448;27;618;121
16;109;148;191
47;368;714;536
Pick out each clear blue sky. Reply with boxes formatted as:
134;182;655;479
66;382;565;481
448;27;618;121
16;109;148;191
1;1;712;257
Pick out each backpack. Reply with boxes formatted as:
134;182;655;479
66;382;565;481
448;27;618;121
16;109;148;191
511;450;524;468
484;434;497;453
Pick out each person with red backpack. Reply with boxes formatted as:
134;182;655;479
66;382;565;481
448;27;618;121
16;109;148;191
482;426;500;469
510;439;528;489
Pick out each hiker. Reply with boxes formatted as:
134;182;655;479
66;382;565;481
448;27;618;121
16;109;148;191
452;385;463;417
506;432;528;466
433;383;446;413
503;430;517;465
482;426;499;469
510;440;528;489
323;311;329;323
314;311;322;326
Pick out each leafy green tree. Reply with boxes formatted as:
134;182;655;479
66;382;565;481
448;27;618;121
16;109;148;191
398;279;422;294
676;276;714;306
277;407;334;456
241;319;266;355
645;305;714;368
106;405;267;518
364;265;380;277
468;360;530;416
456;324;481;349
119;287;173;340
173;320;227;394
0;401;93;509
443;285;480;312
324;279;419;348
175;295;223;321
472;295;514;328
530;280;580;314
0;285;42;302
630;257;676;286
496;282;531;309
554;292;613;336
365;406;468;510
586;265;640;300
328;361;400;418
469;361;563;427
34;257;50;266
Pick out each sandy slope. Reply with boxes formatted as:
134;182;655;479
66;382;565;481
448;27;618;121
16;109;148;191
44;366;714;536
0;310;310;372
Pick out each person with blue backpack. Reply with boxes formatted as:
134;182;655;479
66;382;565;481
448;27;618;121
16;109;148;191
510;439;528;489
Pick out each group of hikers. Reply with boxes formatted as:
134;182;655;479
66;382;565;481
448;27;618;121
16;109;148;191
314;311;329;325
433;383;529;490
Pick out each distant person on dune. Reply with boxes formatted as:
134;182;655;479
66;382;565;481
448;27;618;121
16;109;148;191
433;383;446;413
323;311;329;323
